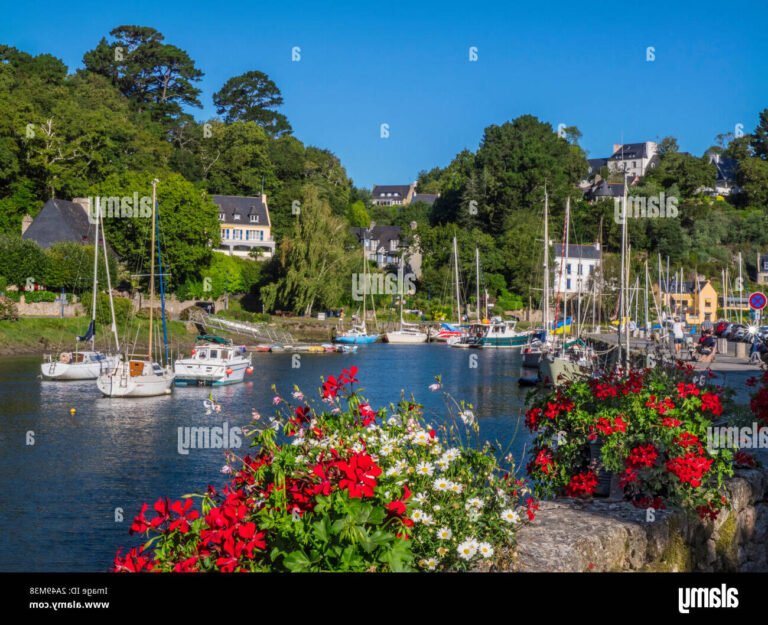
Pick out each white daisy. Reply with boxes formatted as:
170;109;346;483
478;542;494;558
465;497;484;510
437;527;453;540
387;415;402;426
421;513;435;526
501;509;520;524
443;448;460;461
457;539;478;560
420;558;438;571
411;509;425;522
449;481;463;494
459;410;476;425
433;504;442;512
416;462;434;476
436;458;449;471
413;431;430;446
385;466;400;477
413;492;427;504
379;443;394;456
433;478;450;492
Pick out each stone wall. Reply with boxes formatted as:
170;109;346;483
16;301;83;318
501;466;768;572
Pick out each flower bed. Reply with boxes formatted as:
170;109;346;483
525;364;739;519
115;367;534;572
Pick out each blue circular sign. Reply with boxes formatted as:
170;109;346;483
749;292;767;310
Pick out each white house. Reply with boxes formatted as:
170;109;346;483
607;142;659;178
553;243;601;295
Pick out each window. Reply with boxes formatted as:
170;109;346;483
566;264;572;275
632;161;636;168
223;229;230;240
577;264;583;275
566;279;571;290
234;214;240;221
218;213;224;221
250;215;259;223
705;299;712;308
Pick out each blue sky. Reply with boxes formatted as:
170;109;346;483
2;0;767;188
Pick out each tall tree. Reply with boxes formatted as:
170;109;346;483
213;71;292;137
751;108;768;160
83;26;203;124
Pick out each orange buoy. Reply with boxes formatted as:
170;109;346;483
226;368;233;376
246;367;254;375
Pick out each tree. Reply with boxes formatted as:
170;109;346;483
91;172;220;287
83;26;203;124
657;136;679;157
347;200;370;227
737;158;768;209
45;242;117;292
751;108;768;160
213;71;292;137
261;186;355;315
0;236;49;288
644;152;715;197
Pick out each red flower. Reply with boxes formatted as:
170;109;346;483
666;452;713;488
358;403;376;426
534;448;555;475
336;452;382;499
173;556;199;573
565;471;598;497
734;450;758;468
525;407;542;431
339;366;359;385
627;444;658;468
129;503;151;535
677;383;700;398
150;497;170;529
619;467;638;488
113;547;154;573
700;392;723;416
526;498;539;521
661;417;682;428
675;432;704;455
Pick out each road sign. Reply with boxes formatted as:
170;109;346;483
749;292;767;311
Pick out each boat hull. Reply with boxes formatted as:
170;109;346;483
41;355;118;380
540;357;586;385
384;331;428;344
473;335;530;348
97;362;175;397
173;358;250;386
334;334;379;345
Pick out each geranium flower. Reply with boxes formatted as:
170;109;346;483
129;503;151;535
564;471;598;497
627;444;658;469
700;392;723;416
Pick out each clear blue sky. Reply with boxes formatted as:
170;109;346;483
2;0;767;188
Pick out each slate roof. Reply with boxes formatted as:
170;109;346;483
212;195;270;227
22;199;94;248
610;142;650;160
587;158;608;174
351;225;402;252
553;244;601;260
589;180;626;198
412;193;439;205
664;278;712;294
371;185;413;201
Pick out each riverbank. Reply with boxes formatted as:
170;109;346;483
0;318;198;356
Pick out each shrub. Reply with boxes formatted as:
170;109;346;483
81;292;132;325
114;369;533;572
525;364;735;519
22;290;57;303
0;296;19;321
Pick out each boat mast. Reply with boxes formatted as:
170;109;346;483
361;235;367;333
98;197;120;352
148;179;157;361
543;187;550;342
453;236;461;324
563;196;570;338
619;174;629;370
738;252;744;324
89;196;100;353
644;259;650;335
475;247;480;322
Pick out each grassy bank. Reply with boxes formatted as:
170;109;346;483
0;317;198;355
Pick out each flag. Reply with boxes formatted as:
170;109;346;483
77;320;95;342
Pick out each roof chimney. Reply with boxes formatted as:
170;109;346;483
21;214;33;236
72;197;91;216
613;143;622;155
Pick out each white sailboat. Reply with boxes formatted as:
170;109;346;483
41;197;119;380
97;180;175;397
335;234;379;344
435;236;466;342
385;261;428;344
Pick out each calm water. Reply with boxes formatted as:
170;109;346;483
0;345;534;572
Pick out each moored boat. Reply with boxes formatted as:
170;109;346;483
174;336;252;386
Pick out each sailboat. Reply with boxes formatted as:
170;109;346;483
41;197;120;380
335;234;379;345
434;236;465;342
384;262;428;344
540;196;594;384
96;180;175;397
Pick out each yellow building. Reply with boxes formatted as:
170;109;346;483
213;194;275;260
662;278;718;324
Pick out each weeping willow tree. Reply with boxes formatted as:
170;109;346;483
261;185;355;316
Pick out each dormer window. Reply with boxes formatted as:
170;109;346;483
250;215;259;223
234;214;241;221
219;213;224;221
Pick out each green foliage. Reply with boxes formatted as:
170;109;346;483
262;185;356;315
177;253;261;300
91;172;219;287
81;291;132;325
213;70;292;137
346;200;370;227
644;152;716;197
21;290;57;303
0;236;49;288
0;295;18;321
44;242;118;292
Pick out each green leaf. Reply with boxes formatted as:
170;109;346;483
283;549;312;572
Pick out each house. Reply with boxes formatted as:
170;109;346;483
704;152;740;197
213;194;275;260
661;277;718;324
350;224;422;278
607;142;659;178
411;193;440;206
757;253;768;286
370;184;416;206
552;243;601;295
21;198;95;248
584;179;632;202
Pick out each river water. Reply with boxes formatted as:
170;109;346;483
0;345;534;572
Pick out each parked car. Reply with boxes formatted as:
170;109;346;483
714;320;729;336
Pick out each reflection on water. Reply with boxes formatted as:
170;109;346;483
0;345;533;571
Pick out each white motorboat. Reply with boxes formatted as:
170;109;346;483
174;338;252;386
385;324;428;344
97;359;175;397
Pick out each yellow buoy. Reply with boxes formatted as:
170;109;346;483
69;408;77;415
